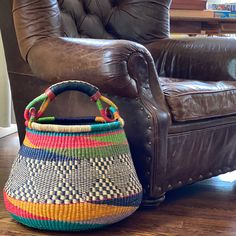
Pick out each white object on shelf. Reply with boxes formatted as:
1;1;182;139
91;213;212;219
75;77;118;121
207;0;236;3
207;0;236;4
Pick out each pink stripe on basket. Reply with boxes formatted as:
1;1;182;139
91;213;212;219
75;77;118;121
25;131;120;149
4;192;50;221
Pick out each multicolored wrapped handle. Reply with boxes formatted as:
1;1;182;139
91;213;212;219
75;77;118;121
24;80;123;128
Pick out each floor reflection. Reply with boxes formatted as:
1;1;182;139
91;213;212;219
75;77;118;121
219;170;236;183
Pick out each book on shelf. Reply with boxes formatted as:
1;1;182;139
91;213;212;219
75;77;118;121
213;11;236;19
207;3;236;12
206;3;236;19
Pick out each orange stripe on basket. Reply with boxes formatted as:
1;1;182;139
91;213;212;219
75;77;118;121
6;193;135;222
23;136;37;149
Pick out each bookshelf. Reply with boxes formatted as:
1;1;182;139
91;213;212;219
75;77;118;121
170;9;236;34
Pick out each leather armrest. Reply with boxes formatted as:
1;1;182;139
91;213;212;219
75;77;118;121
146;38;236;81
12;0;166;98
27;37;159;98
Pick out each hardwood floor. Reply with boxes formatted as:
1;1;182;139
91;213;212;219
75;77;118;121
1;134;236;236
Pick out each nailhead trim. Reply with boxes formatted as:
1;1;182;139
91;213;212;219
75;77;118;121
167;184;172;190
165;168;235;193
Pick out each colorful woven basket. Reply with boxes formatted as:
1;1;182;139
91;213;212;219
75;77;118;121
4;80;142;231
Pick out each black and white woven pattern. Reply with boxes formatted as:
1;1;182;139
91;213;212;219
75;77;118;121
5;153;142;204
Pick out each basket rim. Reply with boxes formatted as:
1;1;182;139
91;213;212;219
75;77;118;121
30;120;124;133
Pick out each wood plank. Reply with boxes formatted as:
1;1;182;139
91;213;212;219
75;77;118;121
170;10;236;34
171;9;236;21
170;10;215;20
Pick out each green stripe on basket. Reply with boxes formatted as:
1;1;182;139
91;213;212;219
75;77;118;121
89;132;127;143
11;214;106;231
45;144;130;158
90;121;122;132
37;117;56;123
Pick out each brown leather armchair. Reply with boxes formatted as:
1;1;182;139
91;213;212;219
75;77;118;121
1;0;236;207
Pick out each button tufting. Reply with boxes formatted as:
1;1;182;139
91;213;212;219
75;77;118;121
110;0;118;7
83;4;89;14
59;0;171;44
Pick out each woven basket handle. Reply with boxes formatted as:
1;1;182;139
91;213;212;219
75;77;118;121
24;80;122;127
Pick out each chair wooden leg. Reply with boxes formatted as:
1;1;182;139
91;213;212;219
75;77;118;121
141;195;166;208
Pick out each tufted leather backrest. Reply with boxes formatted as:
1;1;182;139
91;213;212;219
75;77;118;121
58;0;171;44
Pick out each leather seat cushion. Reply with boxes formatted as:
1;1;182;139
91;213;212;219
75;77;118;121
159;77;236;122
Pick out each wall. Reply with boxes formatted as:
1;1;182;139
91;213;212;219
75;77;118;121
0;32;11;127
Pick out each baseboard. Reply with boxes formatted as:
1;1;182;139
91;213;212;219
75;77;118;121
0;124;17;138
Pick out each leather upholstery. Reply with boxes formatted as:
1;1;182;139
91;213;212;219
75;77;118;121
166;123;236;192
160;77;236;121
146;38;236;81
13;0;171;61
59;0;171;42
2;0;236;206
